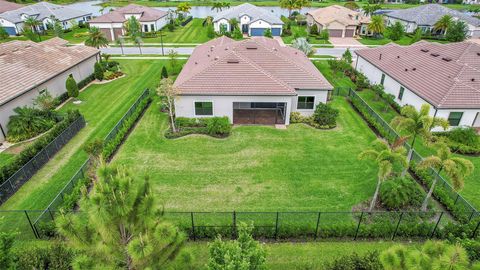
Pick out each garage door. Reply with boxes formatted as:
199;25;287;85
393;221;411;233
271;27;281;36
345;29;355;37
250;28;267;36
233;102;286;125
328;29;343;37
1;27;16;36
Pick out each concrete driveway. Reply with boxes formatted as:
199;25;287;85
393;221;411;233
329;37;363;47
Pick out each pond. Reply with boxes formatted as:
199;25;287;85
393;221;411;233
66;0;316;18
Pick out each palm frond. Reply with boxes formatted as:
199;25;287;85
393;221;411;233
378;160;393;179
417;156;442;170
358;150;379;161
450;157;474;177
400;105;418;119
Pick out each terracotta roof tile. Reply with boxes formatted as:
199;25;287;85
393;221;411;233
175;37;333;96
0;0;22;13
355;41;480;109
89;4;167;23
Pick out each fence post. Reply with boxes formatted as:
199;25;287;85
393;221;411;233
392;212;404;241
48;207;54;221
472;218;480;239
191;212;196;241
430;212;444;239
274;212;279;240
232;211;237;239
469;211;476;222
454;194;460;205
314;212;321;240
24;210;38;239
354;212;364;241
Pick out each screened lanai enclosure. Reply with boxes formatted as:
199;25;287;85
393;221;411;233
232;102;286;125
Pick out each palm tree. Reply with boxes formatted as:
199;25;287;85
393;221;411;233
101;53;111;63
211;2;224;12
134;36;143;55
417;143;473;211
358;139;408;211
391;104;449;176
362;4;381;17
434;15;452;36
205;16;214;26
368;15;385;38
23;17;42;40
280;0;311;17
85;27;109;49
222;2;231;9
176;2;191;15
116;37;125;55
229;18;239;31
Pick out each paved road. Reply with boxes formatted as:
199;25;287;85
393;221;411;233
100;46;359;58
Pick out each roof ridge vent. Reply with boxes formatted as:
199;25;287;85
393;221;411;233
430;53;439;57
246;44;257;49
442;57;452;62
421;48;429;52
227;58;239;63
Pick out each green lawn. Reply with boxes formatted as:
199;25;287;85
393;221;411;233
282;25;331;45
0;28;89;45
168;241;419;269
0;60;180;211
0;152;14;168
359;36;451;46
141;18;212;44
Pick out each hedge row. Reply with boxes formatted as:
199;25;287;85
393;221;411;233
102;95;151;159
0;110;82;183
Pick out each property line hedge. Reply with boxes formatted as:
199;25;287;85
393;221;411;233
0;110;83;184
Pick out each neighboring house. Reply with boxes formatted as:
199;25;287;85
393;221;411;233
0;38;99;142
385;4;480;38
213;3;283;36
0;0;22;14
0;2;91;36
464;0;480;4
355;41;480;130
306;5;371;38
174;36;333;125
89;4;168;41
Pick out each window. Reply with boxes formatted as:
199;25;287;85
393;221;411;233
195;102;213;116
448;112;463;126
150;24;155;31
398;86;405;100
297;96;315;110
380;74;386;85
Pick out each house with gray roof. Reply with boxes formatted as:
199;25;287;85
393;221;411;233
174;36;333;125
0;2;91;36
355;41;480;130
385;4;480;38
213;3;283;36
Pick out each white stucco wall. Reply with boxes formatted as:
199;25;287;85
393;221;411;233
214;18;229;32
386;17;417;33
291;90;329;116
175;95;293;125
356;56;480;130
0;55;97;142
240;15;251;25
249;19;272;29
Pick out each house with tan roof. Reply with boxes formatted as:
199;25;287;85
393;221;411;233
355;41;480;130
174;36;333;125
0;38;99;141
89;4;168;41
306;5;371;38
0;0;22;14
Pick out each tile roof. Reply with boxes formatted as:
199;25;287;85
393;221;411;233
0;2;91;23
0;39;99;106
0;0;22;14
175;36;333;96
355;41;480;109
307;5;370;26
89;4;167;23
213;3;283;25
386;4;480;27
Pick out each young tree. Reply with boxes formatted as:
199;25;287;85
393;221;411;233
24;17;42;40
116;36;125;55
125;16;141;38
208;223;266;270
387;21;405;41
309;23;318;35
57;165;186;269
368;15;385;38
94;62;104;81
232;27;243;39
319;29;329;40
434;14;452;36
342;48;353;64
85;27;109;49
417;143;473;211
134;36;143;55
157;78;179;133
391;104;449;176
445;21;468;42
263;28;273;38
101;53;111;63
161;66;168;79
410;28;422;44
34;90;55;111
291;37;315;56
358;139;407;211
207;25;215;38
52;19;64;38
66;75;79;98
168;49;179;72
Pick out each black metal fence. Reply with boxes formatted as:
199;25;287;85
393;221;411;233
0;116;85;205
347;89;479;220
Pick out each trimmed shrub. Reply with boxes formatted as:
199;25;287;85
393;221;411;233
6;107;59;142
379;177;423;210
309;24;318;35
94;62;104;81
66;75;79;98
166;117;231;138
77;73;95;90
325;251;382;270
14;243;73;269
435;127;480;155
313;103;339;129
161;66;168;79
206;116;231;136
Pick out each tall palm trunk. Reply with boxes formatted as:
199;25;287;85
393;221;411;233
138;44;142;55
421;167;442;211
120;44;124;55
369;177;382;212
401;134;417;177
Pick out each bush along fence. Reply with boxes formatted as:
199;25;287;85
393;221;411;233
30;89;152;239
346;88;479;223
0;111;85;205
